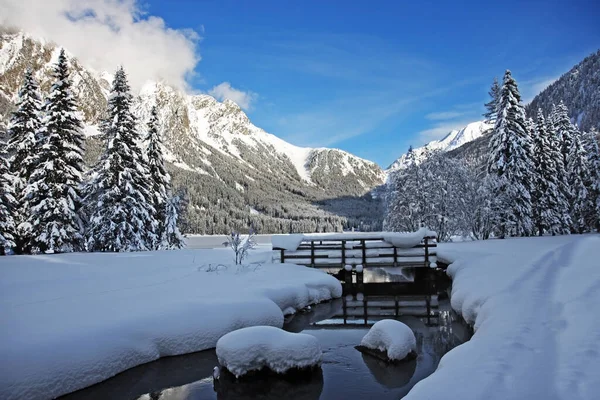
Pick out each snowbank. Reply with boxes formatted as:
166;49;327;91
216;326;322;377
272;228;436;251
358;319;416;361
405;235;600;400
0;249;341;400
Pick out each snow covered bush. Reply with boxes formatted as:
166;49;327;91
224;229;257;264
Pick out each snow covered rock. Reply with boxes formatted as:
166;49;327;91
216;326;322;377
357;320;417;362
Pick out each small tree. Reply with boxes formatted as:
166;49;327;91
483;77;500;123
223;229;257;264
163;195;186;250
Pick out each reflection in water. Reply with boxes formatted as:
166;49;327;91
60;280;470;400
360;352;416;388
214;368;323;400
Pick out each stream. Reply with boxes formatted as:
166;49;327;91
62;268;471;399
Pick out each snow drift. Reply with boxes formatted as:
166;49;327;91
0;249;341;400
405;235;600;400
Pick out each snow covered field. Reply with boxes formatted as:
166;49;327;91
0;248;341;400
406;234;600;400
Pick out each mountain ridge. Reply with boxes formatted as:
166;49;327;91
0;29;385;233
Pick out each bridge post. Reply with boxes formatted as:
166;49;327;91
341;240;346;267
424;237;430;268
361;239;366;266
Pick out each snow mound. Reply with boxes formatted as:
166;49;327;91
359;319;416;361
272;234;304;250
216;326;322;377
382;227;436;248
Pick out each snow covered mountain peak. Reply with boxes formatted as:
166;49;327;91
0;28;384;202
387;120;493;171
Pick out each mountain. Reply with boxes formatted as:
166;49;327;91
388;49;600;174
0;29;385;234
526;50;600;132
387;120;492;171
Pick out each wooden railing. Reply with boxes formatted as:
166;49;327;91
273;235;437;269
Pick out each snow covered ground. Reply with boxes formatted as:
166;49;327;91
0;248;341;400
406;234;600;400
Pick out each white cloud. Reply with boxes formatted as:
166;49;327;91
209;82;257;111
425;111;466;121
0;0;200;91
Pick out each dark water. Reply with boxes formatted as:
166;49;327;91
62;276;471;400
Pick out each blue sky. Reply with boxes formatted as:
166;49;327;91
146;0;599;167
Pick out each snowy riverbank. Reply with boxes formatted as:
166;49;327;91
0;248;342;400
406;235;600;400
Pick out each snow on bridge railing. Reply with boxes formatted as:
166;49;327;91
272;227;437;269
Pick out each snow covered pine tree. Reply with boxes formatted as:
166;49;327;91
487;70;534;237
85;67;156;252
583;128;600;230
5;68;43;253
22;49;86;253
531;111;567;235
146;105;184;249
0;139;17;254
567;131;591;233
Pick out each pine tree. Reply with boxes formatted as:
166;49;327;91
6;68;43;252
146;105;170;249
487;70;533;237
163;195;185;249
531;111;566;235
583;128;600;230
547;105;573;233
0;139;17;254
85;67;155;252
567;131;591;233
23;49;85;253
553;101;576;169
483;77;501;123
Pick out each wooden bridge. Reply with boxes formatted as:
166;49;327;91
272;232;437;269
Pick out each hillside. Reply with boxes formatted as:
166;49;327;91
527;50;600;132
0;29;385;234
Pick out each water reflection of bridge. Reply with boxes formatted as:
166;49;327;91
286;280;451;333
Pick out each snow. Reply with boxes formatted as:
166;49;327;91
0;249;341;400
272;233;305;250
360;319;417;361
382;227;437;248
272;229;436;251
216;326;322;377
387;120;493;172
405;235;600;400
